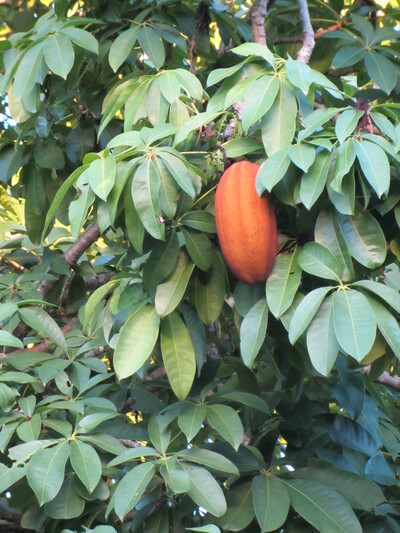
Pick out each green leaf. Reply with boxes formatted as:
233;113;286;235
0;302;18;322
315;209;354;281
206;404;244;450
114;306;160;379
175;68;203;100
195;250;226;324
289;286;332;344
307;297;339;375
41;165;88;241
161;312;196;400
174;111;221;146
0;330;23;349
19;307;68;354
364;52;397;94
215;392;269;413
186;527;220;533
231;42;276;67
338;204;386;268
0;383;17;412
60;26;99;54
294;465;385;511
137;26;165;69
178;403;207;442
155;251;194;317
45;476;84;520
44;34;74;79
159;151;196;198
109;26;138;72
206;60;246;86
333;289;376;361
27;442;70;506
222;138;262;158
182;228;212;272
69;184;95;240
333;46;367;68
285;479;362;533
17;413;41;442
255;148;291;194
180;211;217;233
177;448;239;476
298;108;343;142
13;43;44;101
253;476;290;532
181;464;227;517
152;157;178;219
266;249;301;318
242;75;279;132
300;150;332;210
145;81;170;125
159;71;181;104
70;440;102;494
108;447;160;467
355;140;390;198
261;82;297;156
330;140;356;194
328;168;356;216
88;153;116;201
351;280;400;313
132;159;164;240
335;109;364;144
114;462;156;520
365;296;400;360
143;231;180;291
124;179;145;253
160;459;190;493
240;299;268;367
148;415;172;455
288;143;315;173
0;463;27;494
298;242;342;281
83;279;119;333
216;481;254;532
285;56;312;92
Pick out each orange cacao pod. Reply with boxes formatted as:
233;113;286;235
215;161;277;285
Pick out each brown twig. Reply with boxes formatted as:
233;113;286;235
297;0;315;63
37;223;100;298
6;320;76;357
362;366;400;391
119;439;141;448
327;66;359;77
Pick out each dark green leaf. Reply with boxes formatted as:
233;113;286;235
114;462;156;520
240;299;268;367
114;306;160;379
253;476;290;532
333;289;376;361
161;312;196;400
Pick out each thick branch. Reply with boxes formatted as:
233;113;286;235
63;223;101;267
37;223;100;298
297;0;315;63
362;366;400;391
251;0;268;45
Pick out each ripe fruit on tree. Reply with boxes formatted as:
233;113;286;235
215;161;277;285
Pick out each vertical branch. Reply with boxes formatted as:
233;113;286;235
251;0;268;45
297;0;315;63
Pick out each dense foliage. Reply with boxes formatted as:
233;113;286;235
0;0;400;531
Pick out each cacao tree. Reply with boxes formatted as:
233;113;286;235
0;0;399;531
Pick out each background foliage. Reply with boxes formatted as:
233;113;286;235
0;0;400;531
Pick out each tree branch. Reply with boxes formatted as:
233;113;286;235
297;0;315;63
362;366;400;391
37;223;101;298
251;0;268;45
